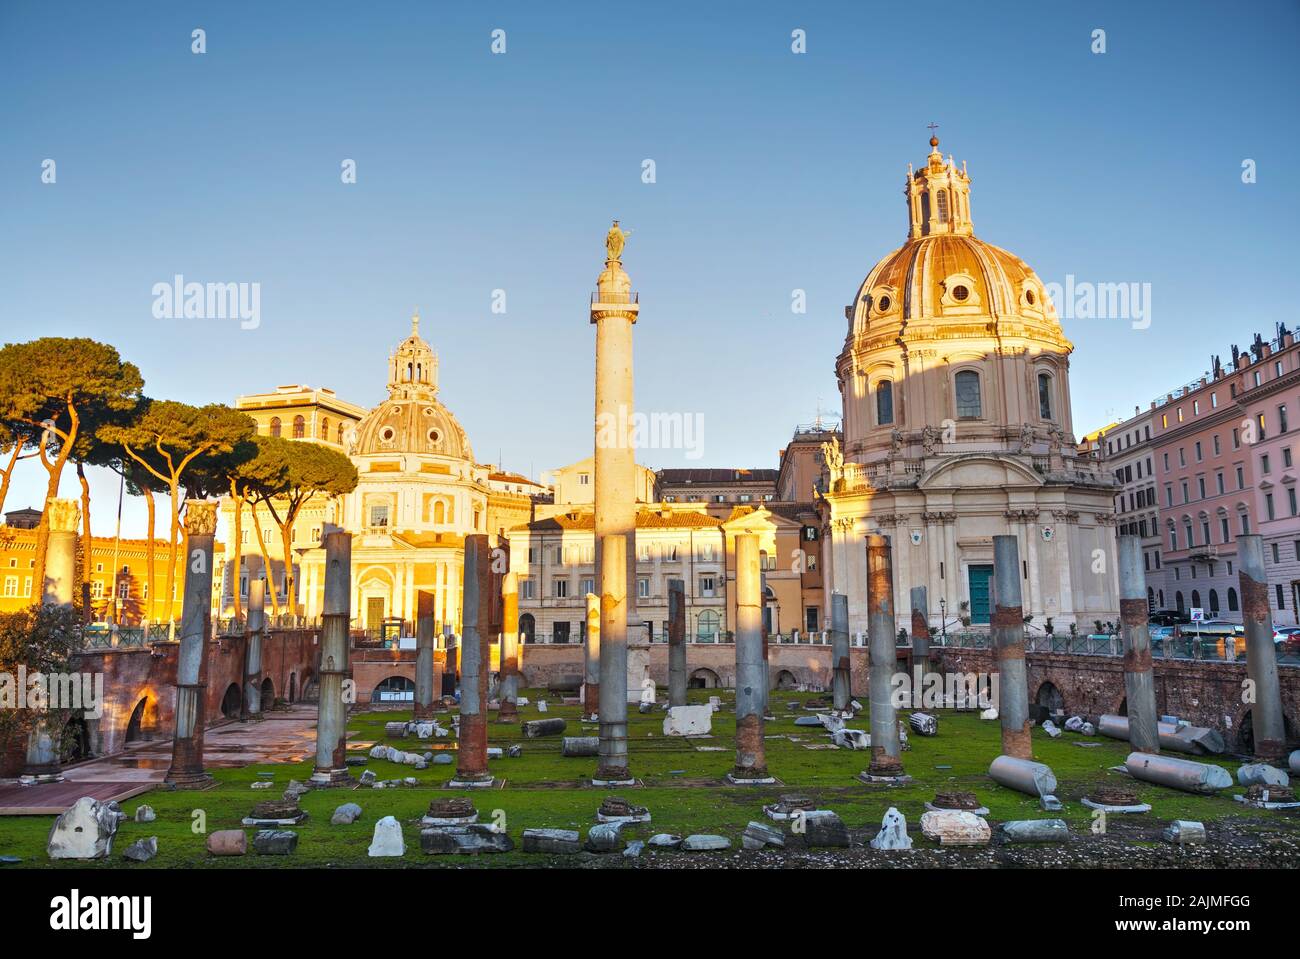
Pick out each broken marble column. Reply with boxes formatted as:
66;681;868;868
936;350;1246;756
910;585;929;679
584;591;600;718
443;626;458;698
988;755;1058;797
730;533;771;783
243;579;266;720
414;590;436;719
668;578;686;708
24;498;79;779
164;501;217;789
1117;534;1159;754
596;533;631;784
866;534;903;777
497;572;520;722
992;535;1031;759
1125;751;1232;794
310;530;353;786
1238;535;1287;762
830;592;850;713
452;534;493;787
996;819;1069;843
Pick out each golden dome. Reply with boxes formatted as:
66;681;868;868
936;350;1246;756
845;137;1066;346
349;314;475;461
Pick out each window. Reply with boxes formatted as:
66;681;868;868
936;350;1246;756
1281;405;1290;433
806;607;819;632
1241;513;1251;535
368;504;389;528
552;579;568;599
1272;543;1281;563
117;581;129;600
700;576;716;597
954;370;982;418
698;543;715;562
269;417;281;438
1262;454;1271;475
578;472;590;485
1258;412;1267;439
2;577;15;597
320;416;330;440
1213;435;1221;456
580;577;594;596
1221;517;1230;542
1037;372;1053;419
876;380;894;426
1278;584;1287;611
292;415;305;439
520;578;535;600
1228;587;1239;612
637;578;650;599
91;580;104;598
1290;488;1297;516
1286;448;1293;468
1194;441;1202;462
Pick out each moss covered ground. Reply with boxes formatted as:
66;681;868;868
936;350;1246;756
0;687;1284;868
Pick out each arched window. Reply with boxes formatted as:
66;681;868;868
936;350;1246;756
1175;591;1185;612
337;423;345;444
876;380;894;426
936;189;950;223
955;370;982;418
696;609;721;642
319;416;329;440
1227;587;1239;612
1158;589;1164;608
269;417;281;438
407;362;413;381
1037;372;1054;419
1209;589;1220;614
1191;590;1201;610
292;415;305;439
433;500;445;525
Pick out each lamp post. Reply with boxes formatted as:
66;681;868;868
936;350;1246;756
939;597;948;643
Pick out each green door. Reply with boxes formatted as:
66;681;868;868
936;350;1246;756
968;565;994;624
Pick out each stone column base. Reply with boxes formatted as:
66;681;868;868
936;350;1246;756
309;767;355;787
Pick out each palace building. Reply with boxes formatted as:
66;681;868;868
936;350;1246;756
820;136;1119;634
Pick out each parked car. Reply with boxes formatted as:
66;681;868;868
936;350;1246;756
1150;610;1191;628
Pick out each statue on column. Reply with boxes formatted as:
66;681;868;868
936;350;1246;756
605;220;633;262
821;436;844;490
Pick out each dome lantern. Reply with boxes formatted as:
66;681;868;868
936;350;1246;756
387;310;439;399
906;132;973;239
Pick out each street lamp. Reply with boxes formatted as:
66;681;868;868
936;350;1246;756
939;597;947;643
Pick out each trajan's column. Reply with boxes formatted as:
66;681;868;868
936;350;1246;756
592;221;640;702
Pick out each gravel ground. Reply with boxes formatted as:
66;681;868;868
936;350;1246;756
572;814;1300;869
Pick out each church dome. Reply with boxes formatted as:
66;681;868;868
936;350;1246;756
844;136;1065;345
349;313;475;462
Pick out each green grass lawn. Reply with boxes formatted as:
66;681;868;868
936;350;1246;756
0;687;1278;867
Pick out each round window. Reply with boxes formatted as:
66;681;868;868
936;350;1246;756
422;407;434;417
952;284;970;302
1026;288;1036;306
428;429;440;443
877;295;891;312
380;427;395;442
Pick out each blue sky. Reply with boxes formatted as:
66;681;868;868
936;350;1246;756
2;0;1298;535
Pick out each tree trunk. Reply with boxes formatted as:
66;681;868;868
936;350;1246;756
77;461;93;622
0;443;22;517
250;502;281;617
280;522;295;621
229;481;243;623
164;482;180;631
143;487;156;625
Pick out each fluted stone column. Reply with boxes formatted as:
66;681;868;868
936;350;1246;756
452;534;493;787
24;497;80;779
164;501;217;789
414;590;435;719
595;533;632;784
1117;535;1159;754
1238;535;1286;761
667;578;687;708
310;531;353;786
584;591;600;718
497;572;520;722
992;534;1032;760
830;592;850;713
865;534;904;779
730;534;772;783
243;579;265;720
